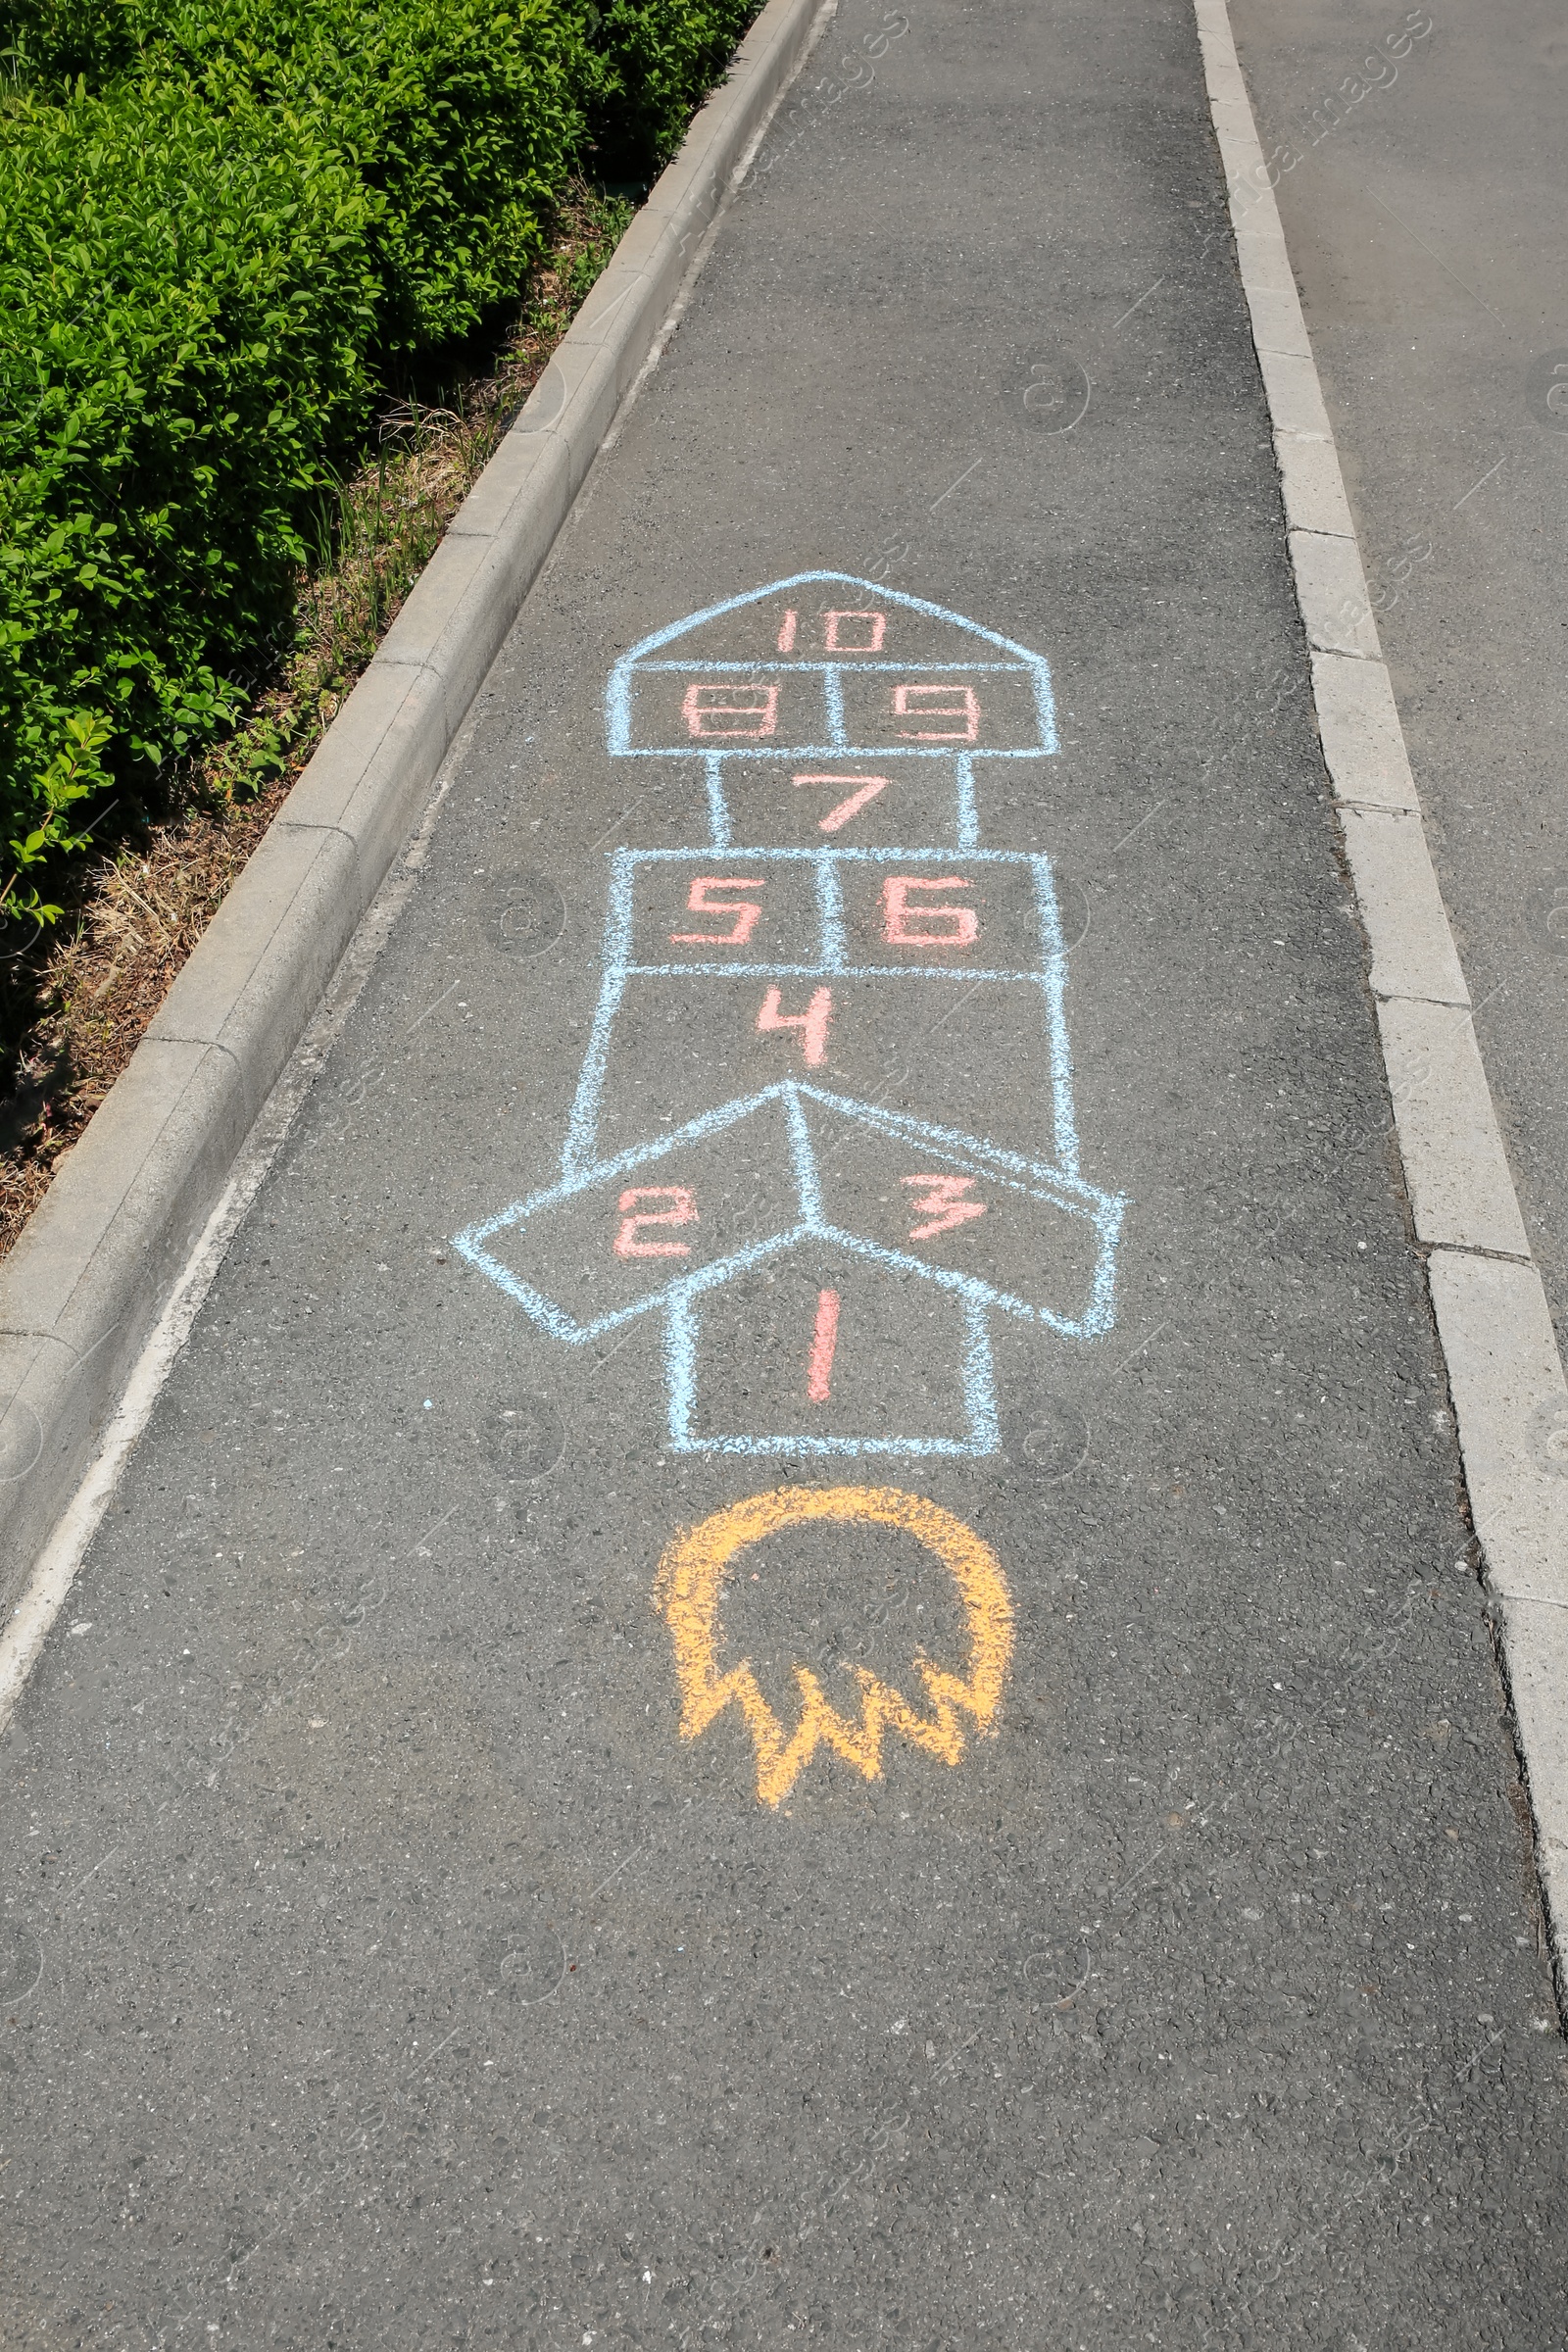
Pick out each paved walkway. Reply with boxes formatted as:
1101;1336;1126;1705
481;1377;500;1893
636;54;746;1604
4;1;1565;2344
1233;0;1568;1368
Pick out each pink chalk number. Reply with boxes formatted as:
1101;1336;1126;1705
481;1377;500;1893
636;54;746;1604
807;1288;841;1402
793;773;889;832
682;681;780;738
881;875;979;948
757;986;833;1066
893;682;979;741
901;1175;986;1242
670;876;765;946
822;610;886;653
615;1187;698;1257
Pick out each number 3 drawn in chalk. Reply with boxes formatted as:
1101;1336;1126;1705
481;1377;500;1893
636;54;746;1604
615;1187;698;1257
670;876;765;946
902;1174;986;1240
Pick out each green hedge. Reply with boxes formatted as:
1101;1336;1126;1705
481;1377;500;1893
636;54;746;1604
0;0;757;923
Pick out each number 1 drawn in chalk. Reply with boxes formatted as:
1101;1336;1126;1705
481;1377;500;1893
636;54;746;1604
807;1288;841;1400
794;773;889;833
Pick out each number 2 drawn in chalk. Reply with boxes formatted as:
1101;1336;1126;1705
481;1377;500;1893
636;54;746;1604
902;1174;986;1240
615;1187;698;1257
794;772;889;832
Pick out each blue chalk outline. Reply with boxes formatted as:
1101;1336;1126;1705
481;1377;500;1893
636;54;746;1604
604;571;1057;851
562;845;1078;1178
452;572;1127;1457
452;1079;1126;1454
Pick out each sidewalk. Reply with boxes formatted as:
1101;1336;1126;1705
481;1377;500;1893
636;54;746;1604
2;0;1565;2343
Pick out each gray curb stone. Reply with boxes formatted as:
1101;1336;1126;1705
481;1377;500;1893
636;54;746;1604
1338;805;1470;1007
1429;1250;1568;1609
1194;0;1568;1996
0;0;832;1610
1377;1001;1533;1257
1310;652;1421;812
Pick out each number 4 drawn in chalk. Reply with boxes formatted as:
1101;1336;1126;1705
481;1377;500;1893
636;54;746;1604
758;986;833;1065
794;773;889;833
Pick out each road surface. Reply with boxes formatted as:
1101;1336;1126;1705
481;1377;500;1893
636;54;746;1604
3;1;1565;2344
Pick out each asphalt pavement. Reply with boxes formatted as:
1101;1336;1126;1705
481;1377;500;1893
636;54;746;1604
1230;0;1568;1353
4;0;1567;2344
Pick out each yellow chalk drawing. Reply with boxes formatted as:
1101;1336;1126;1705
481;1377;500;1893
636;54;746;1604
655;1485;1014;1806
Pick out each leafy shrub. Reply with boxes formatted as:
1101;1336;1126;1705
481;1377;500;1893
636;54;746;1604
0;80;382;914
0;0;755;921
582;0;759;174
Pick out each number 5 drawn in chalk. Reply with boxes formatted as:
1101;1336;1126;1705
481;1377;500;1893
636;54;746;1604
794;773;889;833
670;876;765;945
615;1187;698;1257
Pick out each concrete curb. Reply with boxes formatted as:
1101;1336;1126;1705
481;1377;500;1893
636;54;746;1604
1195;0;1568;1994
0;0;833;1614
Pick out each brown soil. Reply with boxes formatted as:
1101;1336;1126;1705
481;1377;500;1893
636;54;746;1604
0;187;630;1260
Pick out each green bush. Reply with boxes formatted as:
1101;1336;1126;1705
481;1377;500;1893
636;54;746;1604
0;78;384;912
0;0;756;923
582;0;759;174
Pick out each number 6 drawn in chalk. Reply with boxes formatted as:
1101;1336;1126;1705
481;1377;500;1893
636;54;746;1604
615;1187;698;1257
882;875;978;947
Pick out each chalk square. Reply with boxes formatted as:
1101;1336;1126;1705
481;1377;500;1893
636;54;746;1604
832;853;1047;973
673;1249;982;1454
474;1093;805;1336
623;850;823;969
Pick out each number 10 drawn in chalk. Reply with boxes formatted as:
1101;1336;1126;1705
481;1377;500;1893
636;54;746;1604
454;571;1129;1458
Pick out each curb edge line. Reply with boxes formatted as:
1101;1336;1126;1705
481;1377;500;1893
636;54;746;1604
1194;0;1568;2000
0;0;836;1670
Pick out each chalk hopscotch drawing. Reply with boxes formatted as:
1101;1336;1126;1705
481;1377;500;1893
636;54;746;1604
454;572;1127;1457
656;1485;1013;1807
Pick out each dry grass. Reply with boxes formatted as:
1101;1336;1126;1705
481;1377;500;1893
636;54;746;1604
0;185;630;1259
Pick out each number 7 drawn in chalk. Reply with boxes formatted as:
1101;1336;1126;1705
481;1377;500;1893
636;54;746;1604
793;773;889;833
